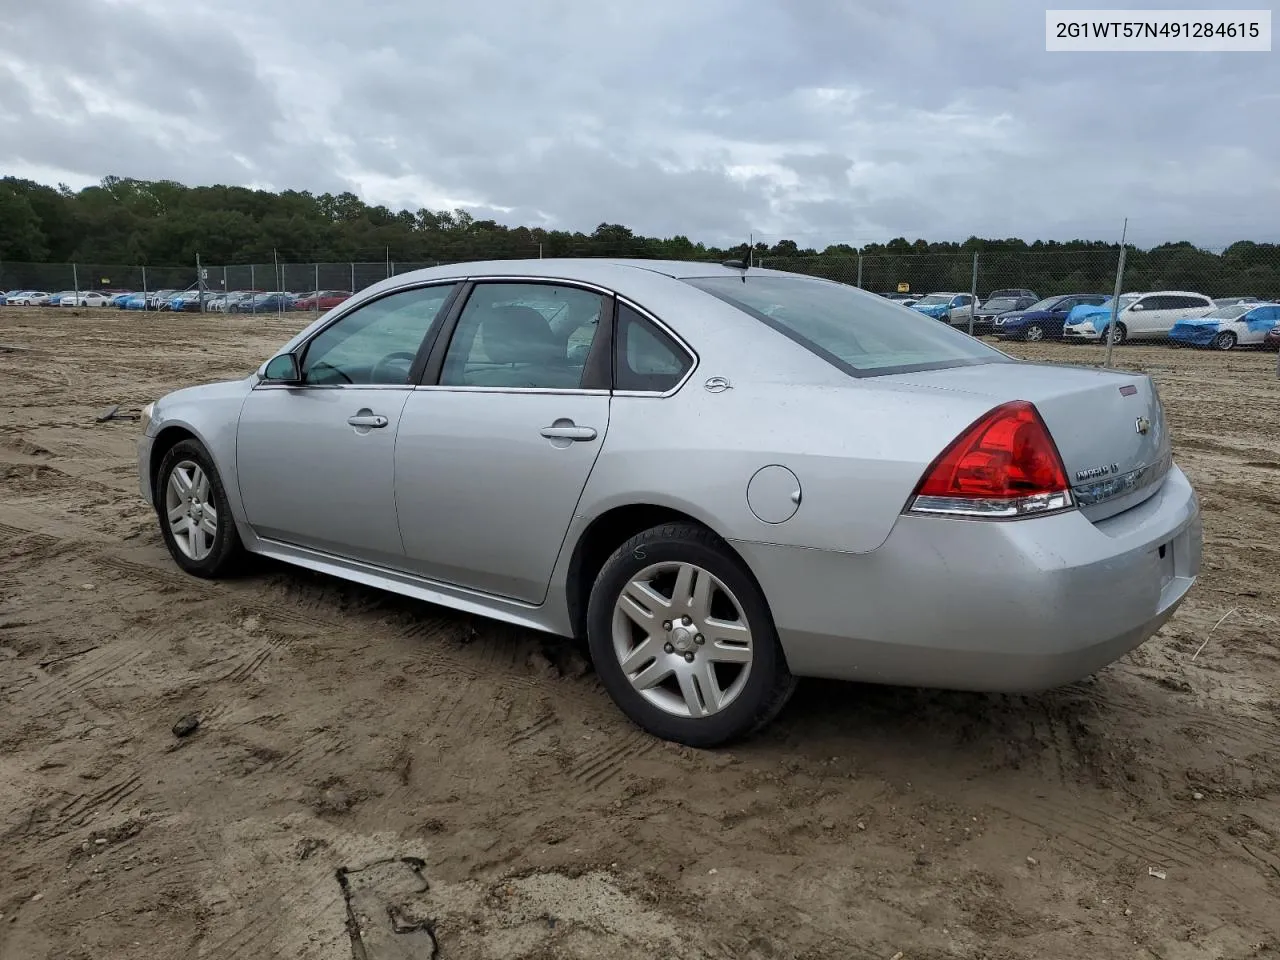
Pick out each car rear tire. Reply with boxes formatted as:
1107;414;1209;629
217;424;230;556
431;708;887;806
1024;324;1045;342
155;439;244;579
1106;322;1126;345
586;522;796;748
1211;331;1237;351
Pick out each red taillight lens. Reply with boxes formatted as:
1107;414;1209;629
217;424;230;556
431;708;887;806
909;401;1074;519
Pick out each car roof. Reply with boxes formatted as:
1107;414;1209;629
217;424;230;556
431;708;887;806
1134;290;1211;297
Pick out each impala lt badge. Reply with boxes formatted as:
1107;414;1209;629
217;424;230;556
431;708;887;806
1136;417;1151;435
1076;463;1120;481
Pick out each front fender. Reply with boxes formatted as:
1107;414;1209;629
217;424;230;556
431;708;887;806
145;378;255;528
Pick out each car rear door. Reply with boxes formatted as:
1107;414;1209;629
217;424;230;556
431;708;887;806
1241;305;1280;343
1124;295;1168;340
235;282;460;569
393;279;613;604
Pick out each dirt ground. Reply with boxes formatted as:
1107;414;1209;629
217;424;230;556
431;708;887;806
0;305;1277;960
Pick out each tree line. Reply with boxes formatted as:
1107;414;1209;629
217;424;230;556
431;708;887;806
1;175;1277;298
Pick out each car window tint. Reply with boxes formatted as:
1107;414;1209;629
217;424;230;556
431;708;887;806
439;282;606;389
685;276;1008;377
300;283;457;386
615;305;692;392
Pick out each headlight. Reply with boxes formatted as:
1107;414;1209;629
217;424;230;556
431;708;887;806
140;402;154;433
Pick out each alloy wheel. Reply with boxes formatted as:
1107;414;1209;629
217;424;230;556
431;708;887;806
610;561;754;719
164;460;218;561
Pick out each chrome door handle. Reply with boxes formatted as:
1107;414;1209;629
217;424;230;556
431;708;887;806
540;425;597;441
348;414;389;428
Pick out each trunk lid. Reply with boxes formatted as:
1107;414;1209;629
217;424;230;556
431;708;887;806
880;361;1171;521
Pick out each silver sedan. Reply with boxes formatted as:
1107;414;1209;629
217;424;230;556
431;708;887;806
137;259;1202;746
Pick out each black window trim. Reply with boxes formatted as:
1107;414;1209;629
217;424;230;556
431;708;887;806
254;278;465;391
612;296;699;397
685;276;1011;380
415;275;618;396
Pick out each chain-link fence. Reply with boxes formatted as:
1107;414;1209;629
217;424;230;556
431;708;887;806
4;248;1279;361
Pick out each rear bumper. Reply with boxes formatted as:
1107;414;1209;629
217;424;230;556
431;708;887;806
733;464;1202;692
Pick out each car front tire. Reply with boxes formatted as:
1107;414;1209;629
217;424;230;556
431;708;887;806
155;439;244;579
586;522;796;748
1211;331;1237;351
1024;323;1045;342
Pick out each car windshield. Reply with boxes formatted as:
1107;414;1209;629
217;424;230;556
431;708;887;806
914;294;952;306
1116;294;1140;308
1204;304;1251;320
684;276;1008;377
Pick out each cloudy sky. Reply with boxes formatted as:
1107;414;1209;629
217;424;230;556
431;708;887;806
1;0;1276;248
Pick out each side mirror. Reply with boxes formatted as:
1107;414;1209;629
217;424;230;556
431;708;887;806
1130;303;1144;312
262;352;301;383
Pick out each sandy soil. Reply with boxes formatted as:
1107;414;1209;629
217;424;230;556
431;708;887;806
1;306;1277;960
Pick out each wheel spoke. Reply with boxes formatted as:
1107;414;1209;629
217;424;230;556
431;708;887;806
618;636;663;675
167;504;186;524
202;502;218;525
672;563;696;608
171;516;191;534
169;468;192;499
688;567;714;621
198;515;218;538
193;468;210;501
677;666;712;717
622;578;671;619
706;638;752;665
629;657;674;692
189;524;207;558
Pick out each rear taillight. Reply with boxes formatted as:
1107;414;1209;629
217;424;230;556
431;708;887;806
907;401;1074;519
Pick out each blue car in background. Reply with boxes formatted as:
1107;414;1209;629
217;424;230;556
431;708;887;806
110;292;134;307
994;293;1110;342
1169;302;1280;350
120;293;151;310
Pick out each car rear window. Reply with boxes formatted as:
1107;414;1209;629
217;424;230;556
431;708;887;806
684;275;1010;377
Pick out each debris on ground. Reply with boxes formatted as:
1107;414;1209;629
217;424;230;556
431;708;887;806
171;714;200;738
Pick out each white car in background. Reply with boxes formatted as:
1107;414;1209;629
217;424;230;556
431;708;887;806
8;291;52;306
1063;291;1214;344
61;292;116;307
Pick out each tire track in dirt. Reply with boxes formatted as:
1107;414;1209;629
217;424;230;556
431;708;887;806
991;794;1241;887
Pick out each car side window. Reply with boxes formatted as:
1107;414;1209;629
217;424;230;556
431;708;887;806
614;304;692;393
1133;296;1163;310
300;283;457;386
438;282;607;389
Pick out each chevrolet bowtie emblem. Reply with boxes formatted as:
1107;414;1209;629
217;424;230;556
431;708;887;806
1136;417;1151;435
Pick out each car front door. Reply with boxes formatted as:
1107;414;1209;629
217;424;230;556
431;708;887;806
394;279;613;603
1123;295;1166;339
949;294;974;326
235;282;460;568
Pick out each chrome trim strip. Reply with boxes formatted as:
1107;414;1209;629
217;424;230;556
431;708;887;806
1071;452;1172;506
412;386;610;396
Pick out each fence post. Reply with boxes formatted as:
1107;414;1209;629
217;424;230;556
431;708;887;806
1104;219;1129;369
250;264;255;313
856;251;863;289
350;262;355;293
967;251;979;337
72;263;79;307
315;263;320;316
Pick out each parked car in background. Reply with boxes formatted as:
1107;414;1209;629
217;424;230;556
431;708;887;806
1063;291;1214;344
8;291;52;306
135;258;1201;746
164;290;210;312
45;290;77;306
1169;302;1280;350
145;289;179;310
63;291;117;307
983;288;1038;305
1265;324;1280;350
0;293;6;306
292;290;353;311
910;292;977;327
1213;297;1261;307
994;294;1110;342
232;291;295;313
110;292;136;307
972;294;1038;334
120;293;152;310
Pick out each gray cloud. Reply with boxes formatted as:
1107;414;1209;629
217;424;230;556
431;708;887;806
1;0;1276;248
